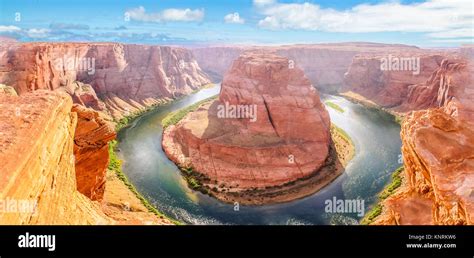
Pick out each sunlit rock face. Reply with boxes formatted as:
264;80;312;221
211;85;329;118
0;42;211;119
343;54;446;108
163;51;331;192
375;54;474;225
0;90;113;224
73;104;116;201
0;90;172;225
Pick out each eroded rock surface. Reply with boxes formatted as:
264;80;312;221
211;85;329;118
163;51;333;201
0;42;211;119
374;58;474;225
0;90;112;224
73;104;116;201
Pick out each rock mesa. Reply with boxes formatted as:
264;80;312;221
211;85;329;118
163;51;334;203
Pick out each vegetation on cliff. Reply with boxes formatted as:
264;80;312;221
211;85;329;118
361;166;404;225
379;167;403;200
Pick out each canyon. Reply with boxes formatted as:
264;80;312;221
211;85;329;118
0;90;113;224
0;40;472;224
191;43;473;223
162;51;352;204
0;42;210;224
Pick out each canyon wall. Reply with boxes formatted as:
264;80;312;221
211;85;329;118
192;43;421;93
343;54;446;108
0;90;113;224
341;47;467;112
0;42;211;119
374;54;474;225
0;42;210;224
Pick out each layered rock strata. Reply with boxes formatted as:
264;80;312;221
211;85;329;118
374;58;474;225
0;42;211;119
0;90;173;224
192;43;423;93
73;104;116;201
343;54;446;108
0;90;112;224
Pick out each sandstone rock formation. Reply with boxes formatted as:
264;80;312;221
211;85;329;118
73;104;116;201
163;51;335;203
343;54;446;108
374;57;474;225
0;42;211;119
0;90;173;225
192;43;422;93
69;81;106;111
0;90;112;224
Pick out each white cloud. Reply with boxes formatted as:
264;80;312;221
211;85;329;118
26;28;50;38
126;6;204;23
254;0;276;7
224;12;245;24
256;0;473;40
0;25;21;33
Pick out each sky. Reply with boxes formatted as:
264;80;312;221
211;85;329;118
0;0;472;47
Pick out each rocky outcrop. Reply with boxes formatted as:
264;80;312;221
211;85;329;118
70;81;106;111
0;90;173;225
374;58;474;225
0;42;211;119
163;51;335;204
73;104;116;201
192;43;422;93
0;90;112;224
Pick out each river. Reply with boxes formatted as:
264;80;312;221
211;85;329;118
117;84;402;225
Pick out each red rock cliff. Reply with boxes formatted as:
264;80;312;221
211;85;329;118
0;90;113;224
73;104;116;201
374;57;474;225
0;42;211;119
0;90;172;224
343;54;446;108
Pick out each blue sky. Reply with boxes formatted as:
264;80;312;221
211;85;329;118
0;0;472;47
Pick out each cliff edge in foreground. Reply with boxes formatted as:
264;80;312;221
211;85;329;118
374;59;473;225
0;90;173;225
